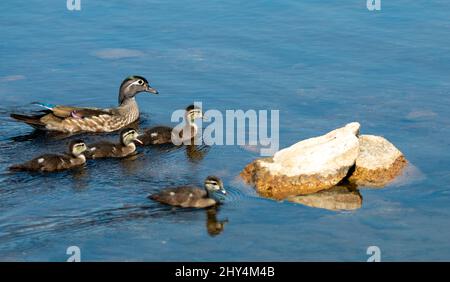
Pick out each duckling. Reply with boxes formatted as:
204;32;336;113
139;104;203;145
148;176;227;208
86;128;143;159
10;76;158;134
9;140;88;172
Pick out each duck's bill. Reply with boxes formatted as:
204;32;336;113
146;86;159;94
220;189;227;195
134;138;144;145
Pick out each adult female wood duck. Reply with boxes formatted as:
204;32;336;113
138;104;203;145
10;76;158;134
9;140;88;172
86;128;143;159
148;176;227;208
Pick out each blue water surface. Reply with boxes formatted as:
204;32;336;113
1;0;450;261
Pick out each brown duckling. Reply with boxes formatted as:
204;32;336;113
148;176;227;208
138;104;203;145
9;140;88;172
86;128;142;159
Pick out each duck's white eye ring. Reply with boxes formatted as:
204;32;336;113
138;80;144;85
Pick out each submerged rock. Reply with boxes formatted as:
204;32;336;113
287;185;362;211
348;135;408;187
388;163;425;187
240;122;360;199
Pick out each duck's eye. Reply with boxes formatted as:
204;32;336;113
138;80;144;85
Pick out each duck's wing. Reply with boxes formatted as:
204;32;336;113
11;103;121;132
32;102;113;118
149;186;208;207
86;141;118;158
9;154;69;171
140;126;173;145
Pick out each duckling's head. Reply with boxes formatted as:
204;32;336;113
120;128;143;146
69;139;88;157
204;176;227;202
185;104;203;124
119;75;158;104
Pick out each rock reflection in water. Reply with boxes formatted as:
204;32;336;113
287;185;362;211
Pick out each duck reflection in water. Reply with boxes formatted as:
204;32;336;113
205;206;228;236
10;129;73;142
69;166;90;191
185;144;210;163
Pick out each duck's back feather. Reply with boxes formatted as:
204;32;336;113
140;126;173;145
9;153;82;172
86;141;117;159
149;186;216;208
51;106;113;119
87;141;135;159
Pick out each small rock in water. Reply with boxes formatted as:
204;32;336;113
406;110;437;121
286;185;362;211
389;163;425;187
348;135;408;187
240;122;361;199
241;122;409;201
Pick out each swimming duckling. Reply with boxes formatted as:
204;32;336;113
149;176;227;208
9;140;88;172
138;104;203;145
10;76;158;134
87;128;142;159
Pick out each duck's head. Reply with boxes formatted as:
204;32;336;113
119;75;158;104
120;128;143;146
185;104;203;124
204;176;227;202
69;139;88;157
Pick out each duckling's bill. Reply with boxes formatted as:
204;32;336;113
146;85;159;94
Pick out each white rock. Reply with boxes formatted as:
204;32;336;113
262;122;360;176
348;135;407;187
241;122;361;199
